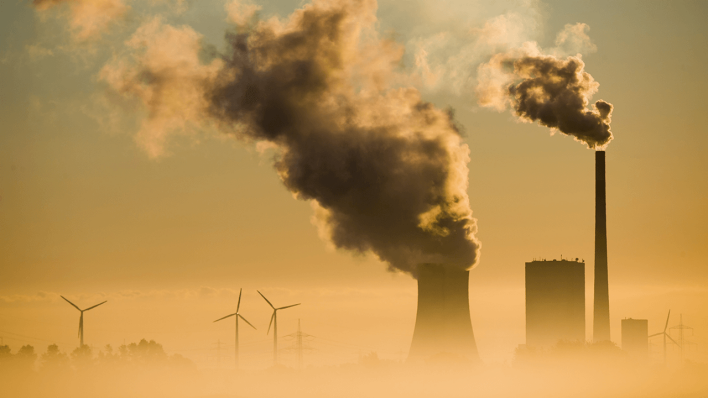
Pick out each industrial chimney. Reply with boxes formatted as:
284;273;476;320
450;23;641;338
593;150;611;342
408;264;479;362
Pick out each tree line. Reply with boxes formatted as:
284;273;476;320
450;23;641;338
0;339;195;374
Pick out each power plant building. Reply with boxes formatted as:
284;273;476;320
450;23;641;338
525;259;585;348
621;318;648;358
408;263;479;362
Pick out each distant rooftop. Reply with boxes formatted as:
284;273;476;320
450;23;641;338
527;257;585;263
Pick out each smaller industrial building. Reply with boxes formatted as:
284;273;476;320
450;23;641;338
621;318;648;357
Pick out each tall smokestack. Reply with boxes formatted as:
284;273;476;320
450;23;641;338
408;264;479;362
474;29;616;341
593;150;610;342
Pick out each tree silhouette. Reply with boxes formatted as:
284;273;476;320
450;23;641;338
97;344;119;368
41;344;69;372
121;339;168;365
0;345;10;359
15;345;37;371
71;344;94;369
0;344;12;372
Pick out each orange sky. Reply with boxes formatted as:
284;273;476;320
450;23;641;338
0;0;707;368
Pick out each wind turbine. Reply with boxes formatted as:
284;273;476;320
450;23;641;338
649;310;680;366
61;296;107;347
213;288;256;370
257;290;300;366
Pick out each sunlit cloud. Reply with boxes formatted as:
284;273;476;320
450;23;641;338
99;17;224;158
225;0;262;25
32;0;130;41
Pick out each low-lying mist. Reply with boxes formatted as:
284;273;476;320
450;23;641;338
2;340;706;398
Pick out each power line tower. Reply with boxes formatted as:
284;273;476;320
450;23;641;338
214;339;223;368
284;319;313;369
669;314;694;363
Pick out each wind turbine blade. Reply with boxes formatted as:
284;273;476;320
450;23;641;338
666;334;680;347
238;314;257;330
84;300;108;312
267;312;275;335
648;332;663;338
664;310;671;332
277;303;301;310
257;290;275;309
237;288;243;313
78;313;83;338
213;313;237;323
61;296;81;311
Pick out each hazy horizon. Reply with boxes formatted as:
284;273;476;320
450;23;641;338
1;1;707;395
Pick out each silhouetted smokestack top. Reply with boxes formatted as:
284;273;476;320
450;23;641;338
594;150;610;342
408;264;479;362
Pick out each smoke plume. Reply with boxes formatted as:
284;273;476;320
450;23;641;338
477;41;613;149
32;0;129;41
100;0;480;276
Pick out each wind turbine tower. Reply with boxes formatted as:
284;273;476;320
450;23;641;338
649;310;679;366
213;288;256;370
61;296;107;347
257;290;300;366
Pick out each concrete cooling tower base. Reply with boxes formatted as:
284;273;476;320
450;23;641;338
408;264;479;362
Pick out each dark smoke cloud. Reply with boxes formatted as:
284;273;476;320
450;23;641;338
477;47;613;149
100;0;480;276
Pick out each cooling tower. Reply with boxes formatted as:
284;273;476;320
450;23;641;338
408;264;479;362
593;150;611;342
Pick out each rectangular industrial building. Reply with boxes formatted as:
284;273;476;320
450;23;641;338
526;259;585;348
621;318;648;357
